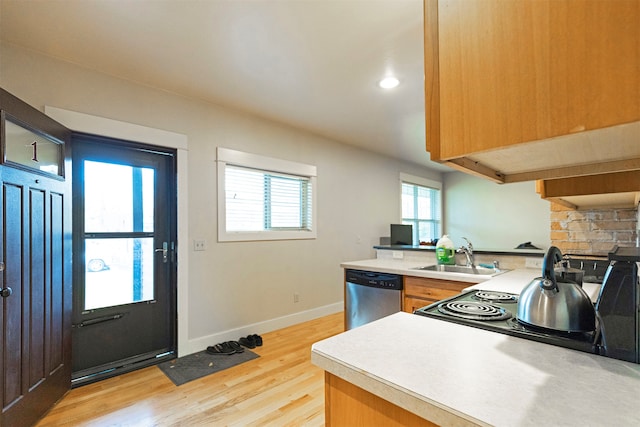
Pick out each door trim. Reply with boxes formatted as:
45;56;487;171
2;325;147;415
44;107;191;357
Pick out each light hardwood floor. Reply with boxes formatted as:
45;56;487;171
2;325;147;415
37;312;344;427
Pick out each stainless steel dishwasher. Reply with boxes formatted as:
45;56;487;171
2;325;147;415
345;269;403;330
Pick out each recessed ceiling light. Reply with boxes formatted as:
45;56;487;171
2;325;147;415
378;76;400;89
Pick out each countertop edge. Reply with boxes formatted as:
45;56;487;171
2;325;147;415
311;344;487;427
340;259;491;284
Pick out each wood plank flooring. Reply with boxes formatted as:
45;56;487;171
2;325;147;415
36;312;344;427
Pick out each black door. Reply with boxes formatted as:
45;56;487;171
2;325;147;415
71;134;177;386
0;89;72;426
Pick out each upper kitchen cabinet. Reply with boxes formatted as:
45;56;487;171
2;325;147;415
424;0;640;183
536;171;640;210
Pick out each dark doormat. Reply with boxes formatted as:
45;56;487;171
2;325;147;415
158;349;260;386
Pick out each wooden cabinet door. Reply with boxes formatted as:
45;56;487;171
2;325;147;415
0;89;72;427
426;0;640;160
404;296;435;314
402;276;471;313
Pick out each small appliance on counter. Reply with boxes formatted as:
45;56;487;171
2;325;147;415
390;224;412;245
414;245;640;364
596;246;640;363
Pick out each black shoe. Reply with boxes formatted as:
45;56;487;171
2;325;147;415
227;341;244;353
206;342;235;355
239;335;256;349
251;334;263;346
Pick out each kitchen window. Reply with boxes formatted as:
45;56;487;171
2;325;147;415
400;173;441;244
217;147;317;241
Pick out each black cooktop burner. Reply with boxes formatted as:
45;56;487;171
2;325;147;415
437;301;512;321
415;289;598;355
472;290;518;303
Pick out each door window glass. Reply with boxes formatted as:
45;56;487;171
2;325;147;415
84;238;154;310
3;116;63;176
83;160;156;310
84;160;154;232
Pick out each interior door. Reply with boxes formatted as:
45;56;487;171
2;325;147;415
71;134;177;386
0;89;72;426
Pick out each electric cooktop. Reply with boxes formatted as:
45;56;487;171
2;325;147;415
414;290;598;354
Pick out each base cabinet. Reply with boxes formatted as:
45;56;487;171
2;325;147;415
324;372;437;427
403;276;474;313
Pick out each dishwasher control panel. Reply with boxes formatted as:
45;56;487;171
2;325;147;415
345;270;403;290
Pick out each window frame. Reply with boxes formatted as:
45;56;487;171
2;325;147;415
217;147;317;242
399;173;442;245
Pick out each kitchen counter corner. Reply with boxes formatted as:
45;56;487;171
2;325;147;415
312;312;640;426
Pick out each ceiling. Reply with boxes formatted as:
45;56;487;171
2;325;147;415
0;0;450;172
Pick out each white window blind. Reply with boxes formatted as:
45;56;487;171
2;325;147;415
217;147;317;242
225;165;312;232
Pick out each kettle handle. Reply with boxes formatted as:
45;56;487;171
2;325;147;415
541;246;563;290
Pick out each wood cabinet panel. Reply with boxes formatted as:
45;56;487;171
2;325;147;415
430;0;639;158
402;276;471;313
325;372;437;427
404;296;436;313
425;0;640;183
536;171;640;209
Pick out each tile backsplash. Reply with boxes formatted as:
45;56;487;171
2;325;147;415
550;203;638;256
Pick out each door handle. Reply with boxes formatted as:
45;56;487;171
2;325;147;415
155;242;168;263
0;262;10;298
73;313;123;328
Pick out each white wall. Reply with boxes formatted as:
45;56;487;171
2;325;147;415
0;43;552;354
443;172;551;251
0;43;443;353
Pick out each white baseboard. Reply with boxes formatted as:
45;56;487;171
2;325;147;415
181;302;343;357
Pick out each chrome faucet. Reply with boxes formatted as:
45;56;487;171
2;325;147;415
457;237;475;267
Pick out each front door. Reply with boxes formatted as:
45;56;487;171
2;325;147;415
71;134;177;386
0;89;72;426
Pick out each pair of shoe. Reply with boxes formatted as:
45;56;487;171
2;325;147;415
206;341;244;355
238;334;263;349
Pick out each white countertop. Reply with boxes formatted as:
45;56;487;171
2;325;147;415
312;311;640;426
313;263;621;425
463;268;602;303
342;258;602;302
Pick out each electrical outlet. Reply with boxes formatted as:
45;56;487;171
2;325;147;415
293;293;300;303
525;257;543;269
392;251;404;259
194;239;207;251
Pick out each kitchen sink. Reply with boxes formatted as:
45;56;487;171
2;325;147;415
413;264;508;276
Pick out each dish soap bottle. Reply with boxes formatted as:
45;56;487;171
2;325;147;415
436;235;455;265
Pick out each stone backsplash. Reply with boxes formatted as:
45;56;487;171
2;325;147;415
550;203;638;256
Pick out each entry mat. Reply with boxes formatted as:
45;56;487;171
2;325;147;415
158;349;260;386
